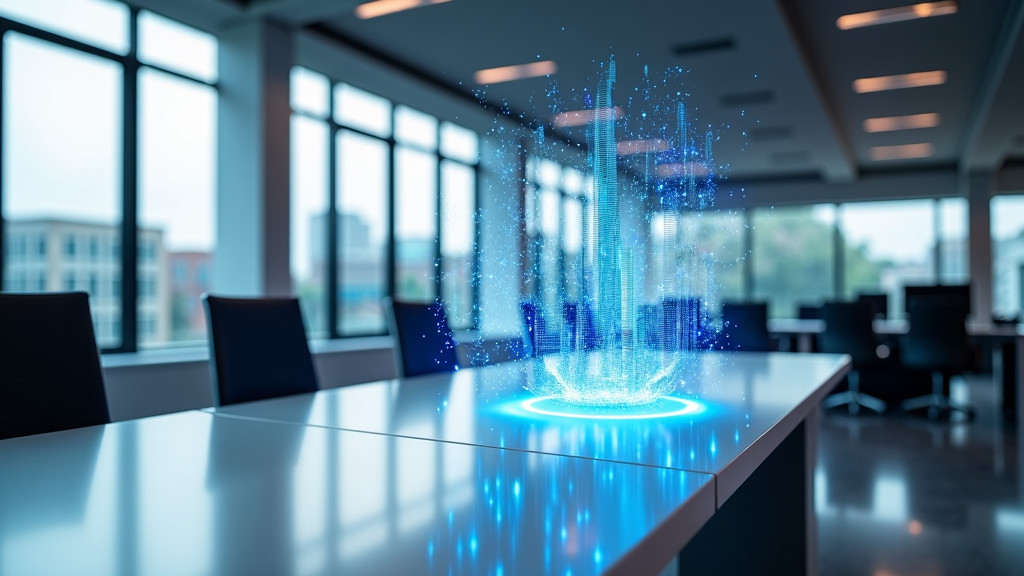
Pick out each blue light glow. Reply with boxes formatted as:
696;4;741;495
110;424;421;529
520;395;703;420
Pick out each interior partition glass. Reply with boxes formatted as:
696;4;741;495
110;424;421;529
751;204;835;318
138;67;216;346
992;195;1024;320
1;32;123;347
337;130;390;335
938;197;969;284
440;160;475;329
840;199;935;318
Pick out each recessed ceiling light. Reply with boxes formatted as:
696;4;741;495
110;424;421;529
869;143;934;160
720;90;774;107
551;107;622;128
863;113;941;133
474;60;557;84
837;1;958;30
656;163;709;178
853;71;947;93
355;0;452;19
749;126;794;141
617;139;669;155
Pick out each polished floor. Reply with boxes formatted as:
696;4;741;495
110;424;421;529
817;374;1024;576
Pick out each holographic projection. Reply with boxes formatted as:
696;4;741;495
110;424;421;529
481;56;727;412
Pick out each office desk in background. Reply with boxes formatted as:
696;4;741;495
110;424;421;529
768;319;1024;421
1;351;849;576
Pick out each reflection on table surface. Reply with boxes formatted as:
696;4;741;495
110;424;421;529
212;351;849;476
0;410;712;576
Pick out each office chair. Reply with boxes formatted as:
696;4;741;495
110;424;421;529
798;304;822;320
720;301;777;352
660;297;704;350
519;300;561;357
563;301;600;351
819;301;887;414
899;299;974;419
203;295;319;406
0;292;110;440
385;297;460;377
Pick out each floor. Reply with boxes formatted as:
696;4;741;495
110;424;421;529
816;373;1024;576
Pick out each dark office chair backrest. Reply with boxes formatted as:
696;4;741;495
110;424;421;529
721;301;775;352
901;299;970;372
856;293;888;319
662;297;703;350
819;301;880;367
798;304;822;320
203;295;319;406
386;298;459;377
564;301;600;351
0;292;110;440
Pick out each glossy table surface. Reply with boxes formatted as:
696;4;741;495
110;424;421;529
211;351;850;505
0;410;714;576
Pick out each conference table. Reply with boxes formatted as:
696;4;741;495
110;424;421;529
768;318;1024;421
0;351;849;576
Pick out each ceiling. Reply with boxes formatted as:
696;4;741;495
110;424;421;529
145;0;1024;183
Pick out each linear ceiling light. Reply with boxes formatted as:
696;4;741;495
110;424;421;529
863;113;940;133
869;143;934;161
656;163;709;178
837;1;958;30
474;60;557;84
853;70;947;93
355;0;452;20
551;107;622;128
617;139;669;155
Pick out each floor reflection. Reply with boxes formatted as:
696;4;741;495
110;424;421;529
817;374;1022;576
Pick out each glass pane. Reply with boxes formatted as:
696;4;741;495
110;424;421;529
536;159;561;188
395;105;438;150
0;0;129;54
538;188;561;312
334;83;391;138
563;196;583;302
992;195;1024;319
440;122;478;163
664;210;745;316
395;146;437;301
938;197;968;284
138;68;216;346
2;33;122;347
290;66;329;119
441;161;475;329
752;205;835;318
291;115;329;336
840;200;935;318
338;130;390;334
138;10;217;83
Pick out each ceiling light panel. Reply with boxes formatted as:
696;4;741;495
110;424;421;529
355;0;452;19
863;113;940;133
869;143;935;160
474;60;557;84
617;139;669;155
837;2;958;30
551;107;622;128
853;71;947;93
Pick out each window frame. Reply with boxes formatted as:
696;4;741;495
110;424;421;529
0;10;218;353
290;72;482;338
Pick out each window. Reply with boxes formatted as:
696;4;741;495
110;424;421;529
290;69;480;337
668;209;746;315
2;31;122;347
524;157;592;318
840;200;935;318
0;8;217;352
752;205;835;318
938;197;968;284
337;129;389;335
992;195;1024;320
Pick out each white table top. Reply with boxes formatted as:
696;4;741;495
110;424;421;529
211;351;850;506
0;410;714;576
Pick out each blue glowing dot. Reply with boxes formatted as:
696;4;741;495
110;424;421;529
514;480;521;497
594;548;603;563
561;527;568;541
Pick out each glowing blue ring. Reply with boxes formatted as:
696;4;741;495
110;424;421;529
520;396;702;420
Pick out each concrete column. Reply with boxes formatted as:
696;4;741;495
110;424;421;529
966;170;994;320
215;19;292;296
